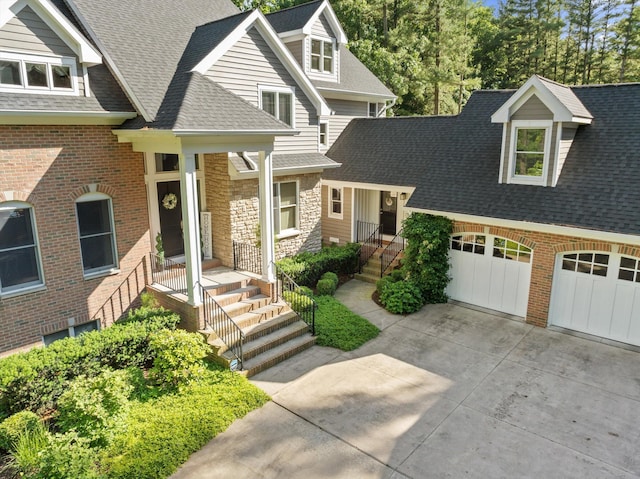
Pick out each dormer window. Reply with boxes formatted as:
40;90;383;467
0;53;76;94
311;38;333;73
507;120;551;185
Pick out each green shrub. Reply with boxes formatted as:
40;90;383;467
375;275;397;296
316;278;337;296
282;287;316;312
140;291;160;309
148;330;210;390
56;370;134;447
314;295;379;350
389;268;406;282
34;432;101;479
380;280;425;314
0;410;42;452
320;271;339;287
276;243;359;287
11;422;50;477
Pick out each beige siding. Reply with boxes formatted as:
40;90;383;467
0;6;74;57
207;27;319;154
554;127;577;184
321;185;353;245
310;14;334;38
545;125;558;186
285;39;303;67
512;94;553;120
327;98;368;146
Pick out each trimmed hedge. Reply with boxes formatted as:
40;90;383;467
0;410;41;452
276;243;359;287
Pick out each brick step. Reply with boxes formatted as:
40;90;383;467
238;333;316;377
238;321;310;361
230;302;290;330
221;295;271;318
211;285;262;307
203;281;246;296
242;310;300;342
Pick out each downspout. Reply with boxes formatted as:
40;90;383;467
379;98;397;117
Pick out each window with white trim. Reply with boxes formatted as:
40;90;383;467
561;252;609;277
260;86;294;127
0;52;76;94
369;102;379;117
508;120;551;185
618;256;640;282
75;193;117;275
273;181;298;236
329;187;342;219
451;234;486;255
493;237;532;263
0;202;43;294
311;38;334;73
319;122;328;148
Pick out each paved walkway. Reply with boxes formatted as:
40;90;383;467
171;280;640;479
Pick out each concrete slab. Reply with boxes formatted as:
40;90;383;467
170;402;397;479
271;354;458;468
464;360;640;475
398;406;636;479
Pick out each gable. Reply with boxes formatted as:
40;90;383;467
310;12;334;39
512;94;553;121
0;5;73;57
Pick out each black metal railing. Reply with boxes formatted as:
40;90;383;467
356;220;383;243
357;221;383;273
381;229;405;276
273;262;316;335
198;282;244;371
233;240;262;275
150;253;187;294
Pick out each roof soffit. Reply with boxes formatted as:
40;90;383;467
192;10;331;117
0;0;101;64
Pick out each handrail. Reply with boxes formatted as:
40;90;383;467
356;220;382;244
233;240;262;275
150;253;187;294
358;222;383;273
272;262;317;335
197;281;244;371
381;229;405;276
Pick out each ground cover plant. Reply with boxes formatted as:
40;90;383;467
0;304;269;479
313;295;380;351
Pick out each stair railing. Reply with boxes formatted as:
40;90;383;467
232;240;262;275
358;221;383;273
272;262;317;335
197;281;244;371
381;229;405;276
150;253;187;294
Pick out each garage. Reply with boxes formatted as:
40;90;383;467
447;233;532;317
549;252;640;346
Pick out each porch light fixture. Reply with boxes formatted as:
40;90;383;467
400;192;407;200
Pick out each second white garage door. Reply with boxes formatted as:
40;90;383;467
447;234;532;317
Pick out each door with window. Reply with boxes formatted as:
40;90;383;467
380;191;397;236
549;252;640;346
157;181;183;258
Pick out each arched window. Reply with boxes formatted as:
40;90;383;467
75;193;117;275
0;201;43;294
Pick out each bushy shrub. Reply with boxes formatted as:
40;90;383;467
0;410;41;452
380;280;425;314
320;271;339;287
148;330;210;390
282;287;316;312
375;275;397;296
33;432;101;479
56;370;134;447
316;278;337;296
276;243;359;287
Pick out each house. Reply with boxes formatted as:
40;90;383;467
323;75;640;348
0;0;394;358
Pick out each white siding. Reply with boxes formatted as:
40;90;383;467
327;99;368;146
310;14;334;38
554;127;577;185
285;39;303;67
0;6;74;57
207;27;319;153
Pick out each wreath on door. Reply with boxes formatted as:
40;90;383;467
162;193;178;210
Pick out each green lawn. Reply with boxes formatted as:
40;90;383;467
313;295;380;351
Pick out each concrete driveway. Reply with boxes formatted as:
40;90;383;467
171;281;640;479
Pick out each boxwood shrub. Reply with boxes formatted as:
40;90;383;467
379;280;425;314
276;243;359;287
316;278;337;296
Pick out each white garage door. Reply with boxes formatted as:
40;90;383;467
549;252;640;346
447;234;532;317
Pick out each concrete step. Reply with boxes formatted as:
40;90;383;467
231;302;290;329
203;281;246;296
354;272;379;284
238;333;316;377
362;263;382;276
243;310;300;342
222;294;270;318
240;321;310;361
211;285;262;307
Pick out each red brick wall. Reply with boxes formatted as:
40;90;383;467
453;221;640;328
0;125;150;354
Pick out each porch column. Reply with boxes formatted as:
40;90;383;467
258;149;276;282
179;152;202;305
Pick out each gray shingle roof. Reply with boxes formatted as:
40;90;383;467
537;75;593;119
230;152;339;173
312;46;395;98
326;84;640;236
0;64;134;113
266;0;324;33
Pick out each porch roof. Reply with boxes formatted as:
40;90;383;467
230;152;340;174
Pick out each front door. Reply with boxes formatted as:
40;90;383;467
380;191;397;236
157;181;184;258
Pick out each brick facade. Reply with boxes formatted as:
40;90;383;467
0;125;150;355
453;221;640;328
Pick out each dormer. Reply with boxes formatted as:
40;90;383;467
267;0;347;84
491;75;593;187
0;0;101;97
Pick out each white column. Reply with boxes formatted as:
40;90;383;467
179;152;202;305
258;150;276;282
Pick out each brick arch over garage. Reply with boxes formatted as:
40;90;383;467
452;223;536;250
69;183;117;201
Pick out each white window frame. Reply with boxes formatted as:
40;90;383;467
310;37;335;74
328;186;343;219
0;51;78;95
507;120;552;186
369;102;379;117
319;121;328;149
273;180;299;238
75;192;119;278
0;201;45;297
258;84;296;128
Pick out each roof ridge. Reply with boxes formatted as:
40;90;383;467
266;0;323;16
195;9;251;30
